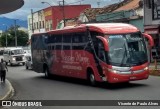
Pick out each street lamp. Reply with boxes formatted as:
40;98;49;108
42;1;66;28
41;1;53;30
59;0;66;27
41;1;52;7
15;20;17;47
2;24;8;48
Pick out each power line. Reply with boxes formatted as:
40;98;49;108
66;0;84;5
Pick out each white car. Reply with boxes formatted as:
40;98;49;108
25;55;32;69
3;48;26;66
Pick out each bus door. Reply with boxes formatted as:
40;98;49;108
94;38;106;78
87;30;106;80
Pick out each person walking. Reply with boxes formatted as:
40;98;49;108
0;59;8;82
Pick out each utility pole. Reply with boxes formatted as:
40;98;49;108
58;0;66;27
5;26;7;48
31;9;34;33
2;24;8;47
41;2;53;30
62;0;66;27
6;26;8;48
97;1;100;8
14;20;17;47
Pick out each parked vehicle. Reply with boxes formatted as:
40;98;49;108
23;46;31;56
25;55;32;69
3;48;26;66
0;50;4;55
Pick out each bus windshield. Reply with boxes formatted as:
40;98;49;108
106;32;147;67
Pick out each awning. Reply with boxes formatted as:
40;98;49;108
0;0;24;14
145;29;159;34
144;25;159;29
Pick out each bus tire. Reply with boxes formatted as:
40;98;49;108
87;69;97;86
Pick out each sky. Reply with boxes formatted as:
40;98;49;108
0;0;121;21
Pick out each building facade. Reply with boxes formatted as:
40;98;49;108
44;4;91;30
28;10;45;40
96;0;144;32
144;0;160;58
28;4;91;39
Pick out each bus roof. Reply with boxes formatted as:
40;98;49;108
85;23;139;34
33;23;140;35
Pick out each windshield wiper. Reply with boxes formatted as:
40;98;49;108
120;41;130;67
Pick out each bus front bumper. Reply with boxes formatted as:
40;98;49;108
107;70;149;83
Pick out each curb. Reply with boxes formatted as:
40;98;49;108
0;79;14;100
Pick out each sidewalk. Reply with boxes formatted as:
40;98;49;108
0;56;14;101
149;63;160;69
0;79;14;100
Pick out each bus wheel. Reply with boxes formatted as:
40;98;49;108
45;67;50;78
88;72;97;86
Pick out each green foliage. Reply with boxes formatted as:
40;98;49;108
0;25;28;47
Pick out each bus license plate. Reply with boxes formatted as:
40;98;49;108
130;77;136;79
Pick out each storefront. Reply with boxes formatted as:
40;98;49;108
145;25;160;47
145;25;160;61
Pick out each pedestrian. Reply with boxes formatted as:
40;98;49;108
0;59;8;82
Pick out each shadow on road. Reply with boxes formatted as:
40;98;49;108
31;74;149;90
7;64;25;67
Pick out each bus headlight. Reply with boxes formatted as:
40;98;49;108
12;57;16;61
23;56;25;60
144;66;149;71
107;68;120;74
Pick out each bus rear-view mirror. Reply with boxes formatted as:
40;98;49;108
142;33;154;47
96;36;109;51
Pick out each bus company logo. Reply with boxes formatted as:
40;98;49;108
1;101;42;107
61;51;89;64
2;101;11;106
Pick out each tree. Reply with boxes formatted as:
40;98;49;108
0;25;28;47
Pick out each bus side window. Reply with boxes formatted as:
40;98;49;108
42;34;48;44
72;32;88;50
63;33;72;50
55;35;62;50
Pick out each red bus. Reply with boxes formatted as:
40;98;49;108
31;23;154;85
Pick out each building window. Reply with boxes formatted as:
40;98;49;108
49;20;52;30
46;20;48;29
29;24;32;30
34;23;36;30
39;21;41;29
37;22;39;29
152;0;160;20
42;21;44;28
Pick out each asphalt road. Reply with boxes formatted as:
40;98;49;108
2;64;160;109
